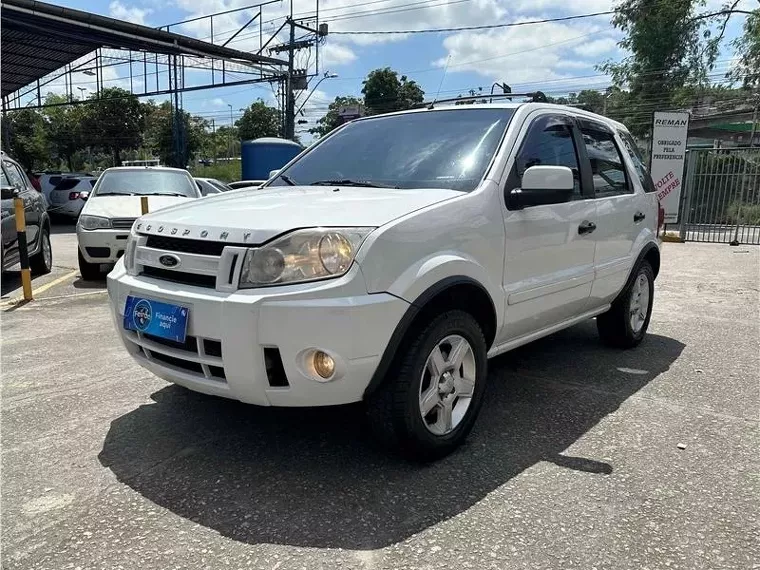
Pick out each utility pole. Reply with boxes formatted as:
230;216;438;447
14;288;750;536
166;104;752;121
227;104;233;159
269;8;328;141
211;118;216;164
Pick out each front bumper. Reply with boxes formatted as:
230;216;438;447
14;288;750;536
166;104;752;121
78;227;132;263
107;262;408;406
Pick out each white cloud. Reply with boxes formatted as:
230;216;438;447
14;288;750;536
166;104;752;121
321;41;357;67
574;37;618;57
109;1;153;26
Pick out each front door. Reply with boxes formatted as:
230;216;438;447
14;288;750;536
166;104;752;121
501;112;597;341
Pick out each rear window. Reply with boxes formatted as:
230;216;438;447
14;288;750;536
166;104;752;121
54;178;80;191
94;170;197;197
49;176;63;186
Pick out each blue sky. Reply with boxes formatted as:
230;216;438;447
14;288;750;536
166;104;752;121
29;0;754;139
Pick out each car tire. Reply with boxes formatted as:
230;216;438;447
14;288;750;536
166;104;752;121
597;261;654;349
78;250;101;281
30;227;52;276
366;309;488;460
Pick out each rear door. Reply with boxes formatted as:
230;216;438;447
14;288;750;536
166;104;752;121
501;111;597;340
576;119;646;306
1;165;18;262
3;161;40;246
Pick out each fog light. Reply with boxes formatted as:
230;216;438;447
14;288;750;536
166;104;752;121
313;351;335;379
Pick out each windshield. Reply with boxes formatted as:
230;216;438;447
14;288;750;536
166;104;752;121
268;108;514;192
93;170;197;197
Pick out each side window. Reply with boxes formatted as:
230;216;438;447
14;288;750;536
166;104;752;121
580;127;632;198
4;162;26;190
619;130;656;192
516;115;581;197
0;167;9;187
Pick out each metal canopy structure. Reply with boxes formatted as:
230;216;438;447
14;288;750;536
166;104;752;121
1;0;288;100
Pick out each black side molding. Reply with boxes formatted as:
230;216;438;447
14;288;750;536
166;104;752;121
363;276;495;399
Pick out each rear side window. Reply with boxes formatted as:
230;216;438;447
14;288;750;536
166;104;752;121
89;180;97;188
0;167;9;187
516;115;581;197
580;128;632;198
619;130;656;192
4;162;26;190
54;178;80;191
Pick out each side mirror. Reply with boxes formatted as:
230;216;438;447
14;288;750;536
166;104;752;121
268;169;280;179
1;185;18;200
508;165;574;210
79;191;90;201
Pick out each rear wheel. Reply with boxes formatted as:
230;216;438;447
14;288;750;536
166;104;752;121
366;310;488;460
78;249;101;281
597;261;654;348
30;227;52;275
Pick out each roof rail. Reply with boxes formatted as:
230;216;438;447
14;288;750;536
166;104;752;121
416;91;548;109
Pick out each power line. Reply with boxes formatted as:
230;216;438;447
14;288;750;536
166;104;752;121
330;10;615;35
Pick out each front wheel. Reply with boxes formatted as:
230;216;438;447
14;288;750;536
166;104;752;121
597;261;654;348
366;310;488;460
30;227;52;275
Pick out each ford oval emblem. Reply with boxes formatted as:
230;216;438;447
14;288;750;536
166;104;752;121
159;254;181;268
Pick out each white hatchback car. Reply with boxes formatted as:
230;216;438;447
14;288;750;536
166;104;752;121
48;176;97;219
107;100;662;458
78;167;201;279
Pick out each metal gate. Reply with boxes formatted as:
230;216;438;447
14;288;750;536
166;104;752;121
679;148;760;245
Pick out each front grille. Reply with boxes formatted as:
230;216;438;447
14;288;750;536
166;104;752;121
203;339;222;357
145;235;228;256
142;265;216;288
144;332;198;353
112;218;136;229
150;351;205;375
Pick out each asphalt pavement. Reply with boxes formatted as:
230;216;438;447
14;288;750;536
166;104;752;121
1;238;758;570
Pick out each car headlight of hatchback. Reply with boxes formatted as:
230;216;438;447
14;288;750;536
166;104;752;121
239;227;374;288
78;215;112;230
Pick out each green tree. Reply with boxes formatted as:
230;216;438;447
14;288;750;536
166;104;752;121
730;8;760;87
309;95;363;138
143;101;209;167
83;87;145;166
41;93;87;171
236;100;280;141
1;109;48;170
361;67;424;114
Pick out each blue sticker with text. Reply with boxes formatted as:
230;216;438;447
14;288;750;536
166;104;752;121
123;296;189;343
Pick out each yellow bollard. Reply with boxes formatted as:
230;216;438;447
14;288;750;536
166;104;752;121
14;196;33;301
141;196;149;215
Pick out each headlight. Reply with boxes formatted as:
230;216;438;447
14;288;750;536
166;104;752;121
239;227;374;288
78;215;112;230
124;229;138;274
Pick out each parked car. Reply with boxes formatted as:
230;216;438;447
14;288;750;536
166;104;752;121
194;177;231;196
39;171;92;206
48;176;97;219
227;180;266;190
107;101;662;459
77;167;201;280
1;153;52;274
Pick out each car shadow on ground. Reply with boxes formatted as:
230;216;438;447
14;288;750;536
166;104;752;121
72;276;107;290
99;322;684;550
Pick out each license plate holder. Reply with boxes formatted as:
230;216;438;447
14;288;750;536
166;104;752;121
123;296;189;343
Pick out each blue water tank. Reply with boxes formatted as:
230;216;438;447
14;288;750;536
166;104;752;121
241;137;302;180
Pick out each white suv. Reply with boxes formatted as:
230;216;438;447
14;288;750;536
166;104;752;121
107;100;662;458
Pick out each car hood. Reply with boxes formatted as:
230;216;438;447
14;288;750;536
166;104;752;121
82;195;195;219
134;186;462;244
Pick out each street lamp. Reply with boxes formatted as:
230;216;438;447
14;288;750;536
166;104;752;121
295;71;338;117
76;87;87;99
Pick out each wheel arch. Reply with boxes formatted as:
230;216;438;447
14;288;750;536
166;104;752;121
363;276;497;399
613;242;660;306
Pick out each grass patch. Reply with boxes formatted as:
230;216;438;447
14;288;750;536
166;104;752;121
189;162;241;183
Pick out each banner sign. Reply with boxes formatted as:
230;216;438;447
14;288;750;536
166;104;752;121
650;111;690;223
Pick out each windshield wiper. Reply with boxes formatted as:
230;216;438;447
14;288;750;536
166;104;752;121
277;173;297;186
140;192;189;197
311;179;399;189
96;192;136;196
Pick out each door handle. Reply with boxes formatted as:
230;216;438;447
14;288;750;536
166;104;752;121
634;211;646;223
578;220;596;235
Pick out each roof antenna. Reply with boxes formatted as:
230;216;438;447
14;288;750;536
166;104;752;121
429;55;451;109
